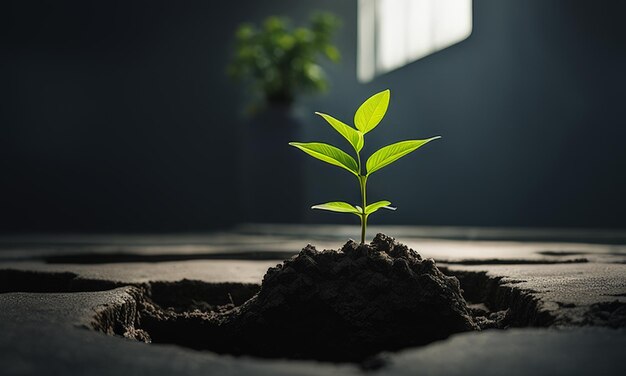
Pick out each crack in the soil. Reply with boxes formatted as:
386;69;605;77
40;252;589;265
42;252;294;264
440;258;588;265
441;268;554;327
0;269;124;293
536;251;589;256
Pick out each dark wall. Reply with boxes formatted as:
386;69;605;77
1;0;242;232
1;0;625;232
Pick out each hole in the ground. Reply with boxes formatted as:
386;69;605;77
128;268;552;364
147;280;260;313
0;267;552;365
440;268;555;327
583;301;626;328
1;237;559;366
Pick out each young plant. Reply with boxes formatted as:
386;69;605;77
289;89;440;244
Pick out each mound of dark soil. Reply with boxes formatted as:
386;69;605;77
140;234;479;361
212;233;478;361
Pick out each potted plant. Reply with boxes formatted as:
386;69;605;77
228;13;341;223
228;13;340;105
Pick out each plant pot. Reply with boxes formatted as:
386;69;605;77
239;103;306;223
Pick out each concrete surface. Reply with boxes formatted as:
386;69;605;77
0;225;625;375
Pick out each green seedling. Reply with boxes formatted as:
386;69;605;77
289;89;440;244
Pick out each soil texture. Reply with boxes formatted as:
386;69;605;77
141;234;479;361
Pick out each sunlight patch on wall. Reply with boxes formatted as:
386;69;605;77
358;0;473;82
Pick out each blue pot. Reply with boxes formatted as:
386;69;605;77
239;103;306;223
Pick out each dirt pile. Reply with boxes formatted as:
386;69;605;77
213;233;478;361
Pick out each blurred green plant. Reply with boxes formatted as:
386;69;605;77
228;13;341;104
289;89;441;244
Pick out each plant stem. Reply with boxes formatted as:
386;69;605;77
359;175;368;244
356;148;368;244
360;214;365;245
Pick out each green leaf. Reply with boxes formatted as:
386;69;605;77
365;200;396;215
315;112;364;152
311;201;361;215
354;89;390;134
324;45;341;62
289;142;359;175
366;137;441;175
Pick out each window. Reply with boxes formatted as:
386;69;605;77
358;0;473;82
